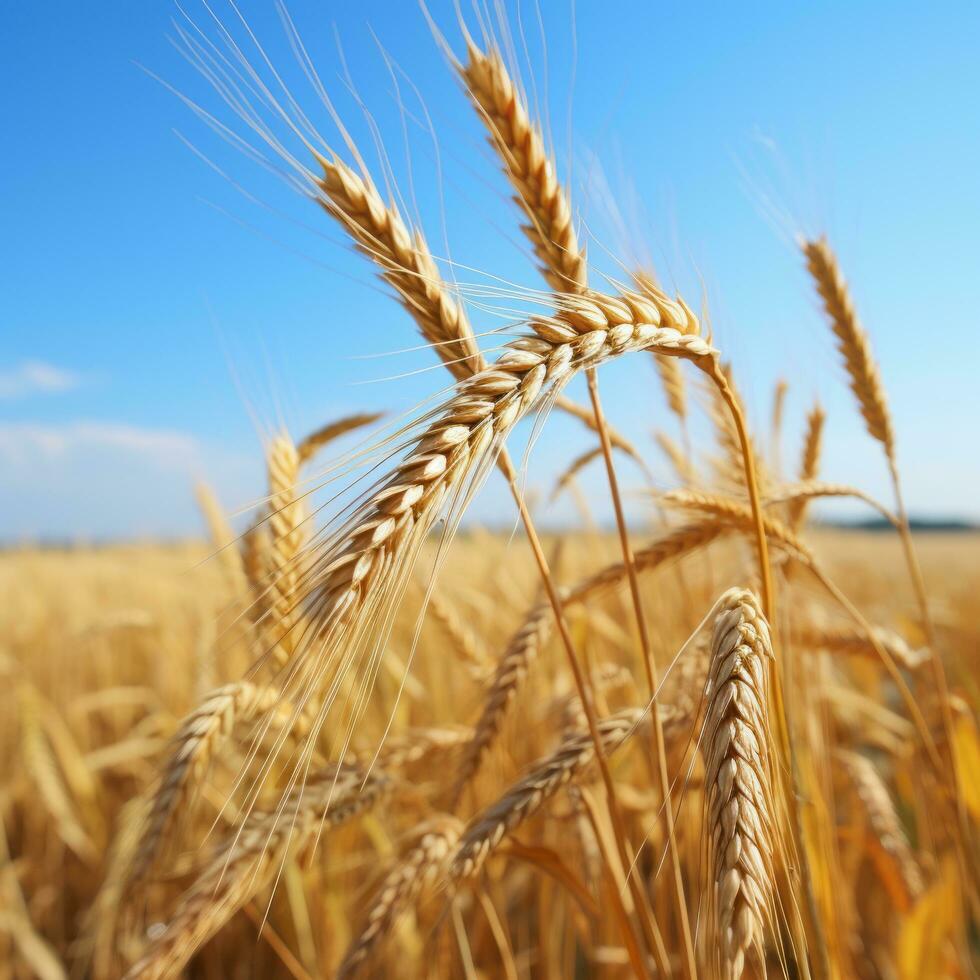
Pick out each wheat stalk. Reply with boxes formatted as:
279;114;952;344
703;588;777;980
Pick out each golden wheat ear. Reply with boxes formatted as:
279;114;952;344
801;237;893;455
703;588;778;980
458;41;587;294
123;763;391;980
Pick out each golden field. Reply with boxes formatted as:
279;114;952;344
2;528;977;978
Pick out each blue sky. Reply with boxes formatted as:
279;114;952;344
3;1;979;540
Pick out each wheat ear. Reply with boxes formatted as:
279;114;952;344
658;488;813;563
450;709;646;881
128;681;292;885
297;411;384;466
704;588;777;980
124;763;390;980
836;750;923;909
460;42;586;292
296;293;712;707
802;237;893;454
337;816;463;978
316;153;485;379
804;236;967;864
787;402;825;530
264;432;306;667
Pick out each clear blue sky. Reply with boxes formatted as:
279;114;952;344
3;1;979;540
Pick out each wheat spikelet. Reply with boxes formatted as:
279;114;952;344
337;816;463;978
800;624;927;671
703;588;777;980
128;681;293;885
836;750;923;910
460;42;586;293
124;763;390;980
426;589;489;675
802;237;894;456
297;412;385;467
788;402;826;530
635;269;689;421
315;154;485;380
264;433;307;667
450;710;644;881
195;482;246;595
657;488;812;563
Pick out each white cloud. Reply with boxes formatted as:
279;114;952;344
0;421;258;540
0;361;82;399
0;421;200;469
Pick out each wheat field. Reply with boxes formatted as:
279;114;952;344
2;4;978;979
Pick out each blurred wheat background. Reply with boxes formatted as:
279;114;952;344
1;2;978;978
